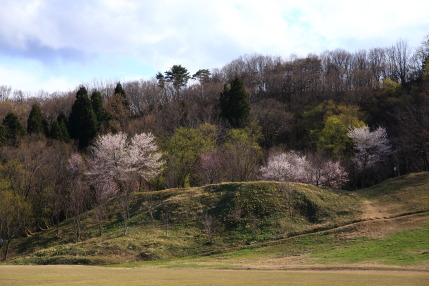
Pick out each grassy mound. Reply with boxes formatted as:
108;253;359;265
5;173;429;267
8;181;361;265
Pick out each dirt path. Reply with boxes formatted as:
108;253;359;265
361;199;389;220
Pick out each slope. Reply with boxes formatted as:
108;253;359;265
6;181;361;265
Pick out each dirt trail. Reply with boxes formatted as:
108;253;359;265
361;199;390;220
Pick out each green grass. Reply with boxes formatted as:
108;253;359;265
312;221;429;266
358;172;429;215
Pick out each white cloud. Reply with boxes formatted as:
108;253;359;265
0;0;428;92
0;61;79;93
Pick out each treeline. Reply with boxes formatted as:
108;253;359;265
0;37;428;255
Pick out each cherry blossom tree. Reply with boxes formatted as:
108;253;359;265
347;126;392;171
87;132;163;234
259;151;310;183
259;151;349;189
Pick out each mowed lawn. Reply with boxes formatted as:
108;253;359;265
0;265;428;286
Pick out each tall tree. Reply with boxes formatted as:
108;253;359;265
164;65;191;91
193;69;211;84
156;65;191;93
3;112;26;147
50;113;70;143
91;90;106;131
68;87;98;149
220;77;250;128
114;82;129;108
27;104;44;135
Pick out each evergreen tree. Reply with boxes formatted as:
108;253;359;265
0;125;5;146
165;65;191;91
68;87;98;149
27;104;45;135
114;82;129;109
156;65;191;92
91;90;106;130
220;77;250;128
42;119;50;137
50;113;70;143
114;82;126;98
3;112;26;146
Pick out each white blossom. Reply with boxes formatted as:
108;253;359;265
259;151;349;188
348;126;392;170
87;132;164;196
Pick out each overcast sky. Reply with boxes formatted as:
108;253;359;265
1;0;428;93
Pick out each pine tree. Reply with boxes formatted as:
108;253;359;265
3;112;26;146
27;104;45;134
68;87;98;149
91;90;106;130
50;113;70;143
114;82;129;109
220;77;250;128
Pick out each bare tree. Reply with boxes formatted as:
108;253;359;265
385;39;412;83
395;104;429;171
201;211;217;244
193;151;224;185
0;85;12;101
66;153;89;241
0;191;32;261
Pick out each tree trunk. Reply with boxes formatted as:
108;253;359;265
2;239;11;261
75;216;81;241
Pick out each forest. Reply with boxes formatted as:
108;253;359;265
0;36;428;256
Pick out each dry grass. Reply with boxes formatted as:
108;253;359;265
0;265;428;286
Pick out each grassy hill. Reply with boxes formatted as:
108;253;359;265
6;181;361;265
3;173;429;269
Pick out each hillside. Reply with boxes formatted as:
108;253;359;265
3;173;429;269
6;181;360;265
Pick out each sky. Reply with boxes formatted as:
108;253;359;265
1;0;428;94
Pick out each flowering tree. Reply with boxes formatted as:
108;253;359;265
87;132;163;234
347;126;392;171
259;151;349;189
259;151;309;183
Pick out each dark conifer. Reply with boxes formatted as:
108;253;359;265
91;90;106;130
3;112;26;146
220;77;250;128
27;104;45;134
50;113;70;143
68;87;98;149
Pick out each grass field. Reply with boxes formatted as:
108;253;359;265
2;173;429;285
0;265;428;286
